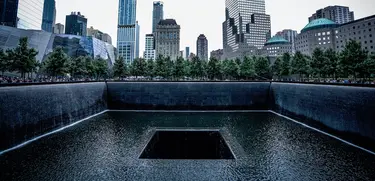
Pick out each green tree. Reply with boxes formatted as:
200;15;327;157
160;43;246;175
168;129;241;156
281;53;291;77
174;57;185;80
93;57;108;79
183;59;191;78
254;56;270;79
271;57;282;79
146;59;155;79
191;56;205;79
207;57;222;80
113;56;127;78
155;55;168;78
8;37;38;79
131;58;147;77
291;51;309;80
311;48;326;79
70;56;86;78
43;47;70;79
359;55;375;79
165;56;174;79
223;59;240;80
85;56;95;78
240;56;255;80
323;49;340;79
0;49;9;75
340;40;368;79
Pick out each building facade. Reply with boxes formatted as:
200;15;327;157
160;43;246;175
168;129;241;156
42;0;56;32
309;6;354;24
262;36;293;64
222;0;271;60
144;34;156;60
185;47;190;60
296;15;375;55
196;34;208;61
65;12;87;36
335;15;375;54
210;49;224;60
117;0;140;63
155;19;180;60
0;25;116;65
152;1;164;33
54;23;64;34
276;29;297;53
87;26;112;44
296;18;337;56
0;0;44;30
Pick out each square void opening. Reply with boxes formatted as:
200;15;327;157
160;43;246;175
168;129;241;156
140;130;235;160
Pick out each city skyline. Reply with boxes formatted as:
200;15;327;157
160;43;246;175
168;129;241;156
53;0;375;56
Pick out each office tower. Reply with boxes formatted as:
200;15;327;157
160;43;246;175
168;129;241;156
309;6;354;24
222;0;271;59
117;0;140;63
0;0;44;30
87;26;113;44
54;23;64;34
155;19;180;60
65;12;87;36
276;29;298;53
210;49;223;60
144;34;156;60
42;0;56;32
185;47;190;60
152;1;164;33
196;34;208;61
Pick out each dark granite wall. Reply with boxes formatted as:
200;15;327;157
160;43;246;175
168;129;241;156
107;82;271;110
0;83;107;151
270;83;375;150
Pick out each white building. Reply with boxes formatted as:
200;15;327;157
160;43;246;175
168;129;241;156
143;34;156;60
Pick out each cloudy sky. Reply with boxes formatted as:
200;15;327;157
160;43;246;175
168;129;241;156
55;0;375;55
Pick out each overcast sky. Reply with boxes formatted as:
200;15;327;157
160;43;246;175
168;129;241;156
55;0;375;55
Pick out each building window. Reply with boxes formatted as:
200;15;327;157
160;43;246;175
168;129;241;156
371;46;374;49
322;32;326;35
369;22;372;26
353;26;355;29
365;41;367;44
318;38;321;41
318;33;321;36
323;37;326;40
327;31;331;35
370;29;372;31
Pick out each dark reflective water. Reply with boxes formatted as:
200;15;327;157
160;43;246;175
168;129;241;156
1;111;374;181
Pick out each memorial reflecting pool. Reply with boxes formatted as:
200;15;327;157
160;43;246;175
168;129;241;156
1;111;374;180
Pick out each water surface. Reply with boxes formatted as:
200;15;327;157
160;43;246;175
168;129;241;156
1;111;374;180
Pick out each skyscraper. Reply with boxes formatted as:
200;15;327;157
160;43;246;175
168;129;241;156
222;0;271;59
185;47;190;60
152;1;164;33
155;19;180;60
276;29;297;53
196;34;208;61
0;0;44;30
117;0;140;63
65;12;87;36
144;34;155;60
42;0;56;32
54;23;64;34
309;6;354;24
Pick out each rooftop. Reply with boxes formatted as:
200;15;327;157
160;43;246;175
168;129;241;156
265;36;289;45
301;18;337;33
158;19;177;26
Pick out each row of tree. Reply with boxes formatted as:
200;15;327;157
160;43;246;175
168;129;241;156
0;37;109;80
0;37;374;81
272;40;375;81
112;55;271;80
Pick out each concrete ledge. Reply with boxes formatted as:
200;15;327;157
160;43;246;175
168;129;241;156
0;82;107;151
270;83;375;151
107;82;271;110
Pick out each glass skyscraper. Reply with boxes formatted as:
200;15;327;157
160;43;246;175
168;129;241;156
65;12;87;36
42;0;56;32
152;1;163;33
0;0;44;30
223;0;271;59
117;0;139;63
